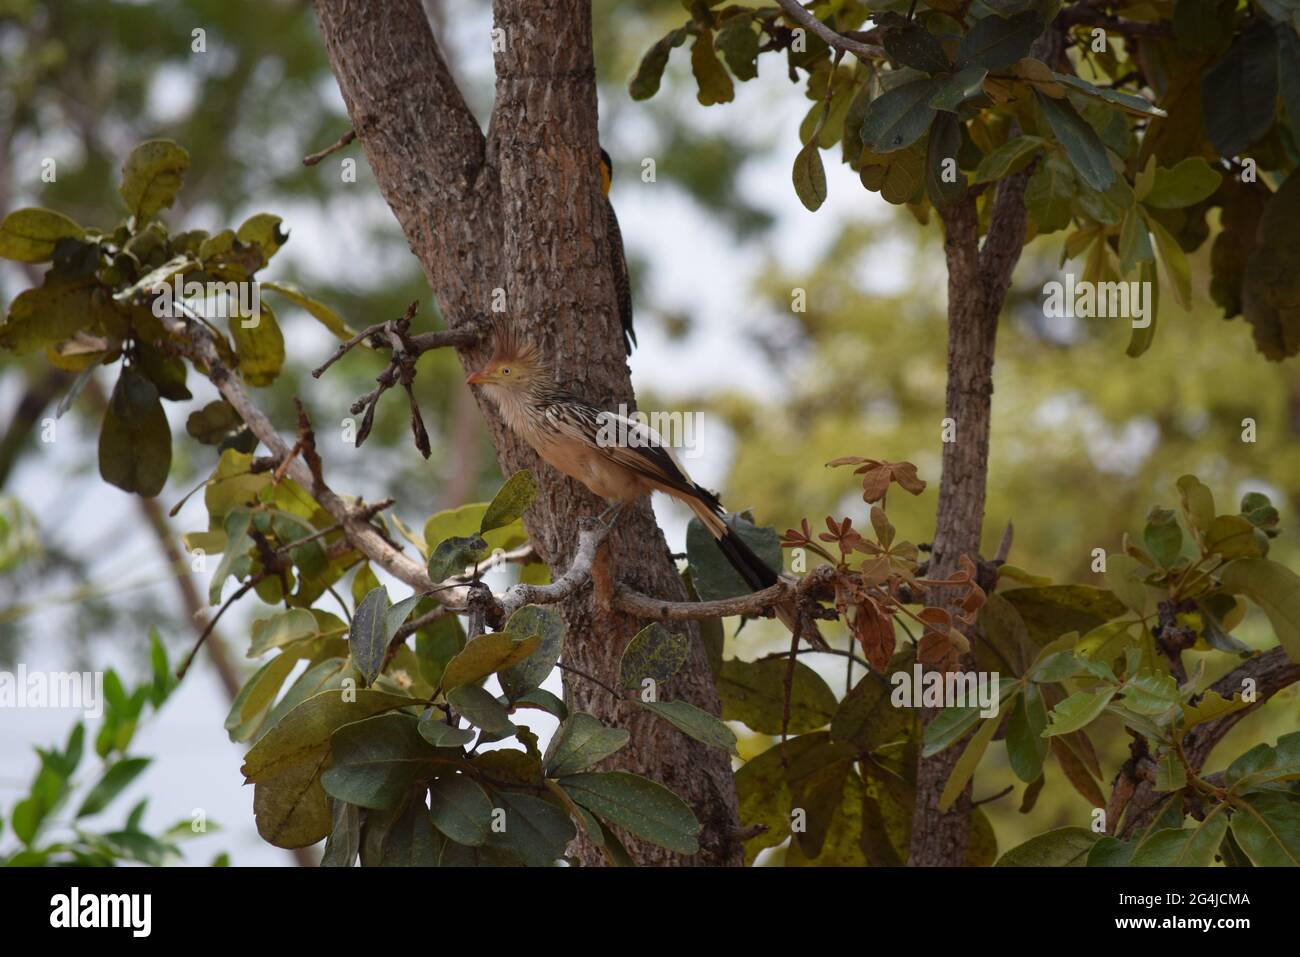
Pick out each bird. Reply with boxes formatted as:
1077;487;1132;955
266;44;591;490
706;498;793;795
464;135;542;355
466;323;819;644
600;147;636;356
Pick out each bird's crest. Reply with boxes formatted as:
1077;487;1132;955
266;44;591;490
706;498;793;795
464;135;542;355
487;319;544;371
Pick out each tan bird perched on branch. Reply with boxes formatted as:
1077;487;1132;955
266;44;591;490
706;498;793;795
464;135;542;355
467;324;819;643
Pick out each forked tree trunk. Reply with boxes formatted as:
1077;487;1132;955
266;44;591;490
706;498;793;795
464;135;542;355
314;0;742;865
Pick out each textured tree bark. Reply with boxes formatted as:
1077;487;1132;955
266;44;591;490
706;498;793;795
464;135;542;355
908;170;1033;866
907;20;1063;870
314;0;742;865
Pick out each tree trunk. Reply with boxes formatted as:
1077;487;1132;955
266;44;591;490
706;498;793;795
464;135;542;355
908;174;1032;865
313;0;742;865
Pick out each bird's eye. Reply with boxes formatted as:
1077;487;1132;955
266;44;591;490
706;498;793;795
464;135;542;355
502;367;511;375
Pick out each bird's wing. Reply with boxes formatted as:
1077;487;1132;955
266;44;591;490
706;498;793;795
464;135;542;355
543;401;713;506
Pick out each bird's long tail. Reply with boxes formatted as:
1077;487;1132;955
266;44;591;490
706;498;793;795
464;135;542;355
684;490;826;649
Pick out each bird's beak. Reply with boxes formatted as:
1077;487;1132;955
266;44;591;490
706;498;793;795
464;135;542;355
466;370;486;386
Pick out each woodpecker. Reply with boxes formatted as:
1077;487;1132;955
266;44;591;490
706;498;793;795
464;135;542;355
600;147;636;356
467;324;819;643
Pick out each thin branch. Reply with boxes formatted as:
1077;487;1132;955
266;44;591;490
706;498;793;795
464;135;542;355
176;578;257;680
302;128;356;166
1059;3;1174;38
774;0;885;62
556;660;625;701
496;520;611;622
159;310;439;594
613;563;839;622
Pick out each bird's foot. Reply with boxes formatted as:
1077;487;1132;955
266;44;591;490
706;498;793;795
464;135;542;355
596;501;625;529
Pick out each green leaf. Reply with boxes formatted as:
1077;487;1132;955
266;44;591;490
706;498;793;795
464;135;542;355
1202;19;1279;157
939;712;1001;810
1229;791;1300;865
1205;514;1266;559
498;604;564;700
792;142;828;211
1044;687;1117;737
639;699;738;755
1219;559;1300;661
973;135;1044;183
427;775;494;846
416;714;475;748
1122;672;1181;717
486;790;575;866
208;509;252;605
685;514;781;602
447;684;513;735
320;713;432;810
558;771;701;855
347;587;422;687
690;28;734;106
1226;731;1300;792
248;608;319;658
715;14;759;81
859;140;927;204
440;631;540;691
480;469;537;534
0;208;86;262
259;280;352;340
1144;504;1185;572
1278;24;1300;128
618;622;690;689
544;713;630;776
1142;158;1223;209
1024;152;1076;233
1176;474;1217;535
1126;260;1160;357
1054;74;1166;118
98;367;172;497
1130;810;1229;866
956;12;1043;70
885;21;951;73
929;66;989;112
0;278;118;355
235;213;287;260
629;28;687;101
860;78;939;153
224;653;299;742
229;302;285;387
1242;170;1300;359
1122;205;1156;267
415;614;465;688
1006;683;1049;782
996;826;1098;866
925;111;966;208
1035;91;1114;191
426;533;488;582
1105;552;1153;616
717;658;837;734
241;689;413;848
76;758;150;818
832;671;913;752
118;139;190;222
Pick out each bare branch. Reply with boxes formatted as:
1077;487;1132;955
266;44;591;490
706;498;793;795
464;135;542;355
773;0;885;62
302;128;356;166
160;311;439;594
497;520;611;621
